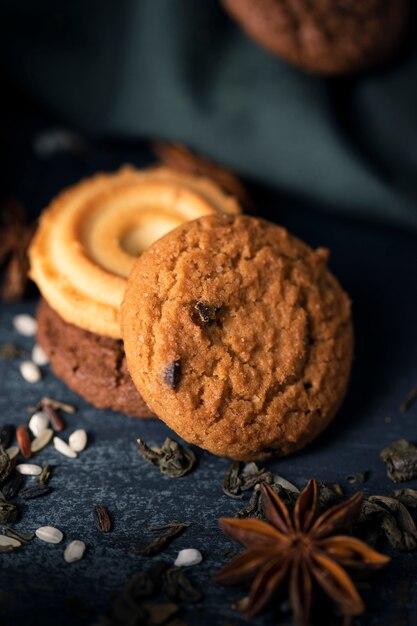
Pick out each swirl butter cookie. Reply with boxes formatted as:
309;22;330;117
29;166;241;417
122;214;353;459
221;0;408;75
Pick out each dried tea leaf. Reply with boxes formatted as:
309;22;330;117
37;464;52;485
163;362;181;390
0;447;13;484
4;527;34;544
19;484;51;499
143;602;179;625
391;488;417;509
0;492;18;523
368;495;417;552
94;505;112;532
380;439;417;482
162;567;202;603
2;472;23;499
222;462;273;498
317;481;345;510
400;384;417;413
137;438;196;478
346;471;368;485
222;462;243;499
0;343;27;359
133;523;190;557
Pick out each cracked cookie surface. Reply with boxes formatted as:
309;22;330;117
122;214;353;460
37;298;154;418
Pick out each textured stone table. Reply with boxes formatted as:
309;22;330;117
0;138;416;626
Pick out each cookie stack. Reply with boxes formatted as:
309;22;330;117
30;164;353;459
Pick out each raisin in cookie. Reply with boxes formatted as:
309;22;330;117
122;214;353;460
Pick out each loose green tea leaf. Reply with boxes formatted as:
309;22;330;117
162;567;202;603
391;488;417;509
94;505;112;532
368;495;417;552
133;523;190;557
317;481;345;510
37;464;52;485
4;527;34;544
137;438;196;478
380;439;417;483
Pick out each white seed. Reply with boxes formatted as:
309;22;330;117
13;314;37;336
53;437;77;459
20;361;42;383
16;463;42;476
31;429;53;453
32;344;49;366
35;526;63;544
64;540;86;563
0;535;21;548
68;429;87;452
6;446;19;460
174;548;203;568
29;411;50;437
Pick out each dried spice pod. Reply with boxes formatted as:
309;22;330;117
16;426;31;459
133;523;190;557
0;424;15;450
137;437;196;478
94;505;112;533
380;439;417;483
153;141;252;211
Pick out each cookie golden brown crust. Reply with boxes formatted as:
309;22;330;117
29;166;241;339
221;0;408;75
122;214;353;461
37;298;155;418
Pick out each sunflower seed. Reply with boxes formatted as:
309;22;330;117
2;472;23;499
13;314;37;336
4;528;34;544
174;548;203;567
94;505;112;532
31;344;49;366
64;540;86;563
38;464;52;484
35;526;63;544
19;484;51;499
16;426;31;459
6;447;19;461
68;429;87;453
29;411;50;437
0;447;13;483
16;464;42;476
53;437;77;459
0;535;21;548
20;361;41;383
31;429;53;453
45;406;65;432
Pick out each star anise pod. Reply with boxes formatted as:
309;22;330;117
214;479;390;626
0;198;35;301
152;141;253;211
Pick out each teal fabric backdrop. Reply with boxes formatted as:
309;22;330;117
1;0;416;230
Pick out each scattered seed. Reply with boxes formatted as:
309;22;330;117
31;344;49;366
16;464;42;476
19;484;51;499
13;314;37;336
19;361;41;383
38;464;52;485
0;424;15;449
2;472;23;499
40;397;76;414
53;437;77;459
31;429;53;453
64;540;86;563
16;426;31;459
45;406;65;432
0;535;21;548
94;505;112;532
68;429;87;453
0;447;13;483
35;526;63;544
6;447;19;461
4;528;34;544
29;411;50;437
163;361;181;390
174;548;203;567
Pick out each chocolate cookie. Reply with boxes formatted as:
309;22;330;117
37;298;154;418
122;214;353;460
221;0;409;75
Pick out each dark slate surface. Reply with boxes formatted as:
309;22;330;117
0;131;417;626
